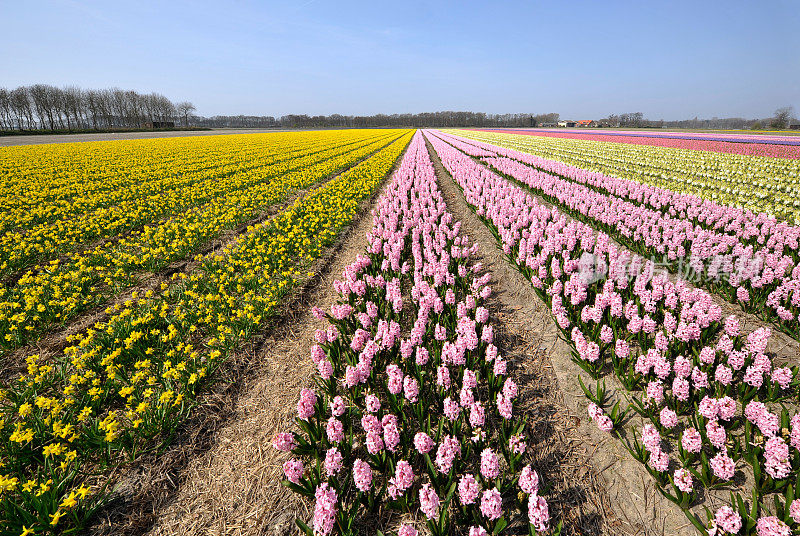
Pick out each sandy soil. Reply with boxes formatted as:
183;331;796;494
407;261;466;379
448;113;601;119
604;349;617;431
0;129;296;147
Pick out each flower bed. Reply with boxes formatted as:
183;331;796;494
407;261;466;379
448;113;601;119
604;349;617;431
0;131;406;352
452;130;800;224
431;131;799;340
274;132;559;536
0;132;413;535
426;129;800;535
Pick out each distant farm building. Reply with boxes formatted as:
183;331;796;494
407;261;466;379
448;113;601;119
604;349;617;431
557;120;576;127
147;121;175;129
575;120;596;127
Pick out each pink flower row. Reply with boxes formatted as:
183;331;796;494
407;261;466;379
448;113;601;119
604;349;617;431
470;129;800;159
424;129;800;534
275;132;554;536
432;130;800;337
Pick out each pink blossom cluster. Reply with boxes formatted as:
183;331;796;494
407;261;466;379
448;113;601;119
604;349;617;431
587;402;614;432
423;129;800;533
274;132;552;535
313;483;337;535
433;130;800;336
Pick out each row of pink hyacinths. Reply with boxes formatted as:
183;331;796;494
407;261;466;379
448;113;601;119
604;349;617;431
273;132;558;536
472;128;800;159
424;129;800;536
430;131;800;341
454;131;800;252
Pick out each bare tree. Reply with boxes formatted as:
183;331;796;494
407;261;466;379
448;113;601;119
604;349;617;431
109;88;130;127
10;87;35;129
62;86;85;129
176;101;196;126
154;93;176;124
85;90;100;129
45;85;66;129
771;106;794;130
60;86;75;130
97;89;114;128
0;88;13;130
29;84;54;130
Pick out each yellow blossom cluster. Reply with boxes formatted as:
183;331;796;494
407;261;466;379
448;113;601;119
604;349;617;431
0;129;412;534
0;130;406;352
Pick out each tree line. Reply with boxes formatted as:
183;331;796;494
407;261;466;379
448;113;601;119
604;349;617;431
602;107;796;130
2;84;794;132
190;110;796;130
0;85;196;131
191;112;562;129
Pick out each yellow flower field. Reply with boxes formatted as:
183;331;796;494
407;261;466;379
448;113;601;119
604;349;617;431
0;130;407;352
0;130;412;534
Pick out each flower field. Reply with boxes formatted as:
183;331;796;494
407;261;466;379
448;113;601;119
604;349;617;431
0;129;413;534
451;129;800;223
470;129;800;159
275;132;557;536
0;131;406;352
1;125;799;535
434;131;800;340
421;129;800;535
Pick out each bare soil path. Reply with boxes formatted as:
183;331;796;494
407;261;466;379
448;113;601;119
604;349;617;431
424;132;697;536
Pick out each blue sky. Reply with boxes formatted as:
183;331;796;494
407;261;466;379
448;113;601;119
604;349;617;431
2;0;798;119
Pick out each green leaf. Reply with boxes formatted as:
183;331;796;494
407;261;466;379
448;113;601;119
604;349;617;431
685;512;709;536
282;480;315;497
445;480;458;504
296;518;314;536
